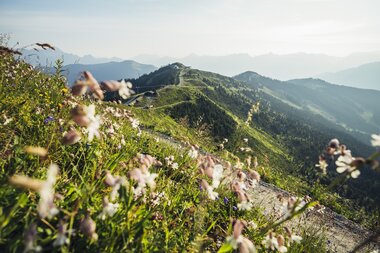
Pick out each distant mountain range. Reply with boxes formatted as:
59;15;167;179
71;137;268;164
317;62;380;90
60;61;157;85
21;47;123;66
22;48;380;90
132;51;380;81
234;71;380;138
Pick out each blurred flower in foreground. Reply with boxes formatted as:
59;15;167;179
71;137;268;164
315;155;328;174
80;213;98;241
104;171;126;201
371;134;380;147
335;153;361;178
98;196;119;220
262;232;287;253
284;227;302;245
24;223;42;253
225;219;256;253
200;179;218;200
188;146;199;159
9;163;59;219
24;146;48;157
62;129;81;145
71;104;101;141
118;80;134;99
129;154;160;197
83;71;103;100
53;220;70;247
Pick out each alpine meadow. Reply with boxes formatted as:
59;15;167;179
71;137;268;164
0;1;380;252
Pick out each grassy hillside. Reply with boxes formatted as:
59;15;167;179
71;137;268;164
235;72;380;139
123;64;380;227
0;50;337;252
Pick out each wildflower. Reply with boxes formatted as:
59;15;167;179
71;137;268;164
37;163;60;218
72;104;101;141
129;156;159;197
104;171;126;201
71;105;91;127
276;235;288;253
371;134;380;147
284;227;302;245
224;196;229;204
226;219;246;249
9;163;59;219
253;156;258;168
315;155;328;174
236;190;252;211
328;138;340;149
24;146;48;157
98;197;119;220
62;129;81;145
80;213;98;241
247;221;258;229
212;164;223;188
243;138;248;143
44;116;54;124
2;114;12;125
200;179;218;200
281;196;307;219
71;80;88;96
120;135;126;146
262;232;287;252
335;153;360;178
101;80;122;92
53;220;69;247
118;80;134;99
23;223;42;253
224;219;256;252
84;71;103;100
86;107;101;142
247;169;260;187
150;192;165;207
130;118;140;129
164;155;175;166
239;236;257;253
188;146;199;159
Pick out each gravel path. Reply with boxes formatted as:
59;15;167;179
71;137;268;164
144;128;380;252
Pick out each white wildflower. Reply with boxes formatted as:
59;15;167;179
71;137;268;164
23;223;42;253
188;146;199;159
335;154;360;178
53;221;70;247
211;164;223;189
371;134;380;147
315;156;328;174
201;180;218;200
118;80;134;99
98;197;119;220
226;220;246;249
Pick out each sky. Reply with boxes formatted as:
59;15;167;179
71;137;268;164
1;0;379;58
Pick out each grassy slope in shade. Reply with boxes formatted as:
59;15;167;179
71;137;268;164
0;54;332;251
317;61;380;91
234;71;380;139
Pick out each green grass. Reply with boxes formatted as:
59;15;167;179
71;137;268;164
0;53;338;252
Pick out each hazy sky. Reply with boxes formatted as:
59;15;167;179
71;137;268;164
1;0;379;58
